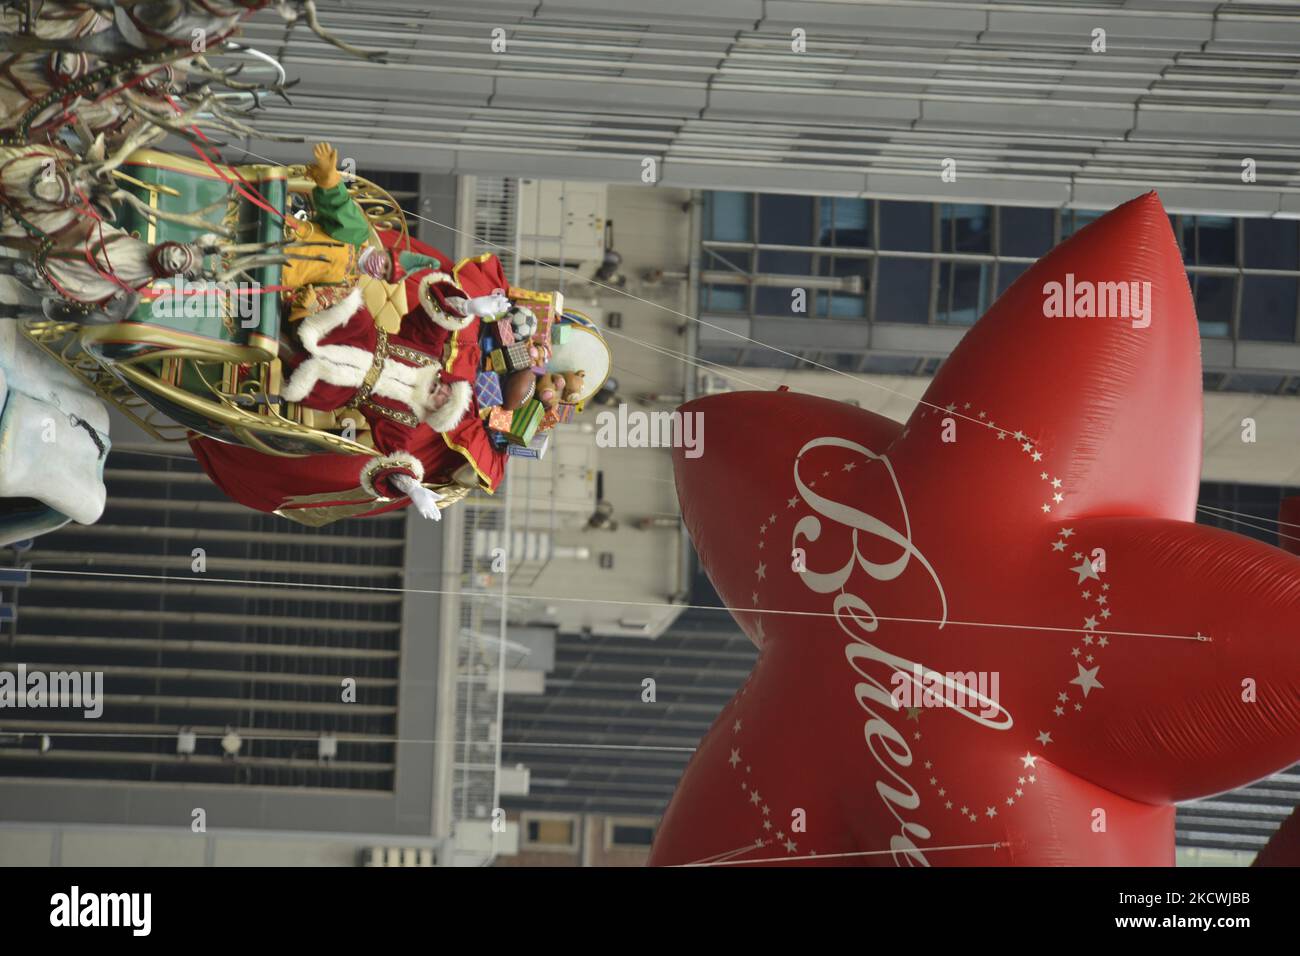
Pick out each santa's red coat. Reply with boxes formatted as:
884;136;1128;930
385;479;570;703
189;245;510;520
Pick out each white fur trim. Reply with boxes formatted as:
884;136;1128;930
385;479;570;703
297;288;364;350
418;273;474;331
281;342;372;401
399;362;445;421
359;452;424;499
423;379;472;433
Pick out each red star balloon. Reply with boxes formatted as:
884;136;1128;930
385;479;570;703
652;193;1300;867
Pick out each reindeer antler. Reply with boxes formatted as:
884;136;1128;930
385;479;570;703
298;0;387;63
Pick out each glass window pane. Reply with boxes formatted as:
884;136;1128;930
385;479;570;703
996;262;1030;296
879;201;933;252
758;194;815;245
875;259;933;323
1240;276;1297;341
1244;219;1299;270
755;286;804;316
1191;274;1234;338
757;250;813;274
818;197;870;247
1000;207;1054;258
704;284;747;312
704;191;751;242
1186;216;1236;266
940;204;991;253
704;248;751;273
827;292;866;318
1062;209;1103;238
936;262;990;325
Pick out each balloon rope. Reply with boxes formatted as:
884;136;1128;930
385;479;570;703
674;841;1009;867
0;566;1211;643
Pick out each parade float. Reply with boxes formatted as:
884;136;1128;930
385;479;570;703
0;2;609;533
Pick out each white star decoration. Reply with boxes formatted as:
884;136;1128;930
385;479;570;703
1071;557;1101;584
1070;663;1104;697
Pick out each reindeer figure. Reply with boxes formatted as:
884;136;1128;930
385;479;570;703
0;138;302;315
1;2;384;63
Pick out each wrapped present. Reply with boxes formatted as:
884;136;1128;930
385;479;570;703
550;324;571;345
506;433;550;460
487;342;533;374
488;431;509;451
480;333;497;356
507;398;545;446
486;406;513;433
474;370;503;409
498;321;516;346
537;402;575;433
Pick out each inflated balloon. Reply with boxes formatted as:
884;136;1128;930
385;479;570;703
653;193;1300;867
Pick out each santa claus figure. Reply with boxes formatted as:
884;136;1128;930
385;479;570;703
190;249;517;525
277;282;507;434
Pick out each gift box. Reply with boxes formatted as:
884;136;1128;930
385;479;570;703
498;321;516;346
506;433;550;460
486;406;513;433
507;398;545;446
487;342;533;374
537;402;575;433
550;324;571;345
474;370;503;409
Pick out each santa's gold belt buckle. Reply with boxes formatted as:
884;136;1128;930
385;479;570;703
352;328;388;404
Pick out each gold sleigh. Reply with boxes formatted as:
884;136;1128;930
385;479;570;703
21;148;437;459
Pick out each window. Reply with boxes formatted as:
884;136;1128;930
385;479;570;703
523;813;579;849
704;191;752;242
1061;209;1103;238
702;284;747;312
875;259;933;323
879;201;933;251
999;207;1054;258
1240;276;1297;341
607;821;656;849
758;249;813;274
1191;274;1234;338
755;286;804;316
1183;216;1236;266
1244;219;1298;270
758;194;815;245
940;204;991;253
818;197;870;247
936;262;990;326
997;262;1031;296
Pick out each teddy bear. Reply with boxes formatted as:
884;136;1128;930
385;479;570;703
535;370;586;410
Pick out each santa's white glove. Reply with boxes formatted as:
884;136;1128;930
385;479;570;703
463;291;511;319
392;474;444;521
